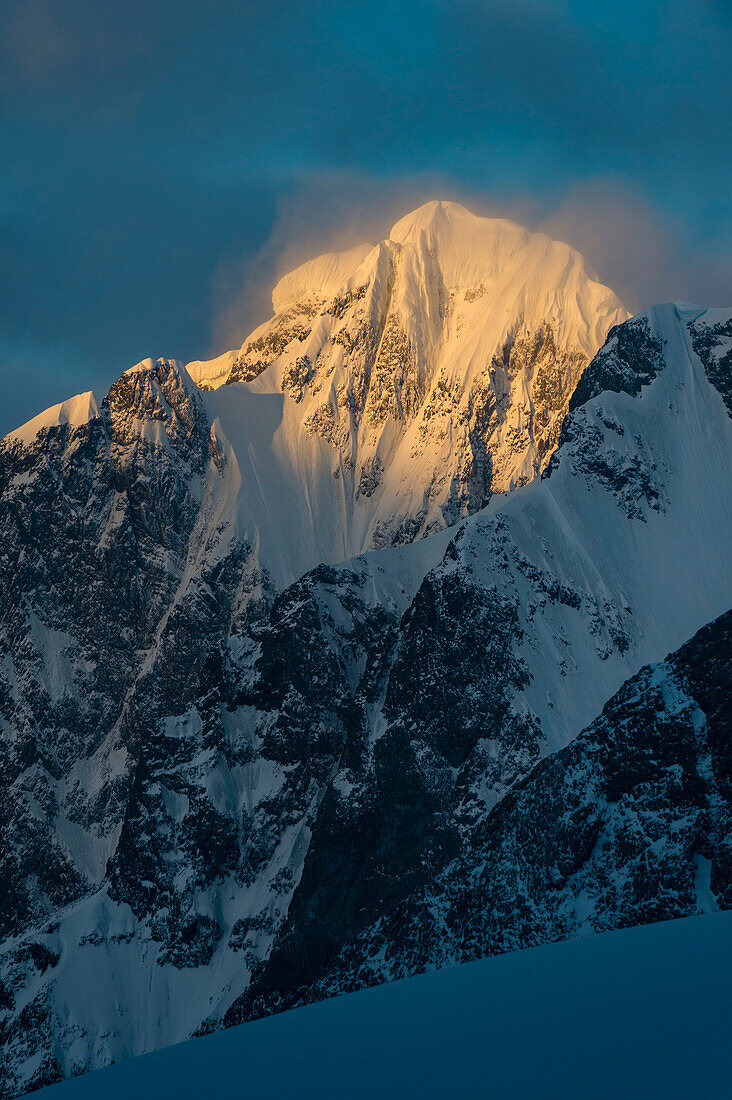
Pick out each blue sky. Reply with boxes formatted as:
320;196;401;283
2;0;730;433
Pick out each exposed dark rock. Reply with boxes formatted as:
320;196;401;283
281;609;732;1003
568;316;665;410
689;315;732;415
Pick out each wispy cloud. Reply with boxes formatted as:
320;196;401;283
210;170;732;354
539;180;732;312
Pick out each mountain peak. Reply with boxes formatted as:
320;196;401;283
389;198;477;236
261;201;625;351
387;198;530;246
166;200;629;582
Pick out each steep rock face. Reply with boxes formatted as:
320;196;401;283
567;313;666;409
0;303;730;1098
0;358;243;942
302;608;731;999
687;309;732;414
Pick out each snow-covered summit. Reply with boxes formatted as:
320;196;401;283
261;201;622;357
272;242;373;313
386;200;618;355
171;201;629;580
213;200;627;387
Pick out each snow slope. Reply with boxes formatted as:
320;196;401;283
42;913;732;1100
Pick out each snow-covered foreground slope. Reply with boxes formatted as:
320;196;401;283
0;301;730;1097
43;913;732;1100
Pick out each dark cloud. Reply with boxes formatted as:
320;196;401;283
440;0;731;162
1;0;729;435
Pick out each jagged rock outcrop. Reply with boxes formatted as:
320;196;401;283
688;310;732;414
0;360;229;940
269;607;731;1006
